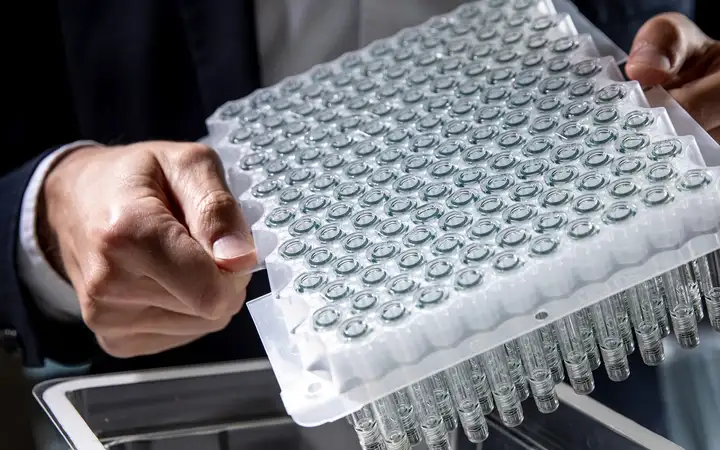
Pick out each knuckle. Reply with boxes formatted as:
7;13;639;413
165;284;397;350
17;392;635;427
95;206;169;257
198;189;237;214
93;209;142;254
82;263;114;300
196;189;238;226
177;143;220;169
92;226;127;255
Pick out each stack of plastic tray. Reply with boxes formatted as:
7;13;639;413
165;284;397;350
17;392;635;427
205;1;720;448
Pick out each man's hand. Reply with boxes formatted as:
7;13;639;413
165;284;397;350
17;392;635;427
626;13;720;141
40;142;256;358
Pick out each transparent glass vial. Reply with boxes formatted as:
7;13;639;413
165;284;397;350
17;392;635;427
609;293;635;355
553;315;595;394
372;396;411;450
650;277;671;338
351;405;387;450
504;340;530;401
626;282;666;365
539;325;565;384
590;300;630;381
468;356;495;415
662;268;700;349
705;287;720;331
482;347;524;427
517;330;559;413
408;379;452;450
429;374;458;433
444;362;489;443
575;309;602;371
392;390;422;446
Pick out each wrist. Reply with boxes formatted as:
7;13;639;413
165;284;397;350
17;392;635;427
37;184;65;279
38;145;104;280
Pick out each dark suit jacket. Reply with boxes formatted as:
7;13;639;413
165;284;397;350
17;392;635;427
0;0;695;373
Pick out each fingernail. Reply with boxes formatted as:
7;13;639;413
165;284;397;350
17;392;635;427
212;233;254;260
629;43;672;71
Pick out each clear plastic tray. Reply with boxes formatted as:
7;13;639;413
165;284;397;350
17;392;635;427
206;0;720;426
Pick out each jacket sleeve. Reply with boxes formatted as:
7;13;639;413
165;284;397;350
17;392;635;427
0;149;97;367
1;145;270;371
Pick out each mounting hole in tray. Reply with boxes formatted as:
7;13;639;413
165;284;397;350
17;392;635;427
534;310;549;320
307;382;322;396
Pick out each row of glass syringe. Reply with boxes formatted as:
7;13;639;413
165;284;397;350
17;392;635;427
345;253;720;450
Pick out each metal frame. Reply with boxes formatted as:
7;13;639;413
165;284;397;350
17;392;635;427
34;360;683;450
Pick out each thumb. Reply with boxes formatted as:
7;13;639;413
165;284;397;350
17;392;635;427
626;13;708;86
161;143;257;272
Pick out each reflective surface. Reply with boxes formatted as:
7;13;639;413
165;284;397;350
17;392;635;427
35;360;680;450
661;326;720;450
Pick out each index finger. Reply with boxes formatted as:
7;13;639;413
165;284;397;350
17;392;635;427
135;216;252;320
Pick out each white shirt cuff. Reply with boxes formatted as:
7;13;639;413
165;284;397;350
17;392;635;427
16;141;100;321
